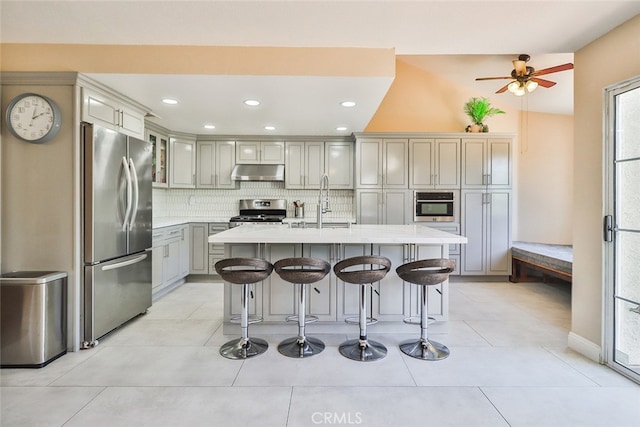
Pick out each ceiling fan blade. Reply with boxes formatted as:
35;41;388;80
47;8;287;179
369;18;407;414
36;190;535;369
531;77;557;88
476;76;512;81
532;63;574;76
496;83;510;94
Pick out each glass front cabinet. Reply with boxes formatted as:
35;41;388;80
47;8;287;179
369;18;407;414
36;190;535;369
147;129;168;188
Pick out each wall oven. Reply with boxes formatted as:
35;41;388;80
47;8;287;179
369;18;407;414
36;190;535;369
414;190;458;222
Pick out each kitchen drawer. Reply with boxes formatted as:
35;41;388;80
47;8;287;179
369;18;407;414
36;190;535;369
209;254;225;275
422;223;460;255
209;223;228;234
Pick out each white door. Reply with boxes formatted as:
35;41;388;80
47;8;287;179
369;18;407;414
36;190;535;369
605;77;640;383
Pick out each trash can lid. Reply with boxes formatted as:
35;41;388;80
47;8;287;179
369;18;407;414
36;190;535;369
0;271;67;284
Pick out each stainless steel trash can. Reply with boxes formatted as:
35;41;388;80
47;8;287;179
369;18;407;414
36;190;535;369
1;271;67;368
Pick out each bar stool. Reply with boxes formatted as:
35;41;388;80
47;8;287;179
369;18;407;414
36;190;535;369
396;259;455;360
273;257;331;358
333;256;391;361
215;258;273;359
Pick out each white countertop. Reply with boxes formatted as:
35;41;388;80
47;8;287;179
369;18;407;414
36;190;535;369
208;224;467;245
153;217;230;228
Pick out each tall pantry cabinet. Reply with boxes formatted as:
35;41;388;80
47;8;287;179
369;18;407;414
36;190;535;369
460;137;513;275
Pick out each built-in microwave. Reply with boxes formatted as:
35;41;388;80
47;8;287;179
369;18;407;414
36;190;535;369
414;190;458;222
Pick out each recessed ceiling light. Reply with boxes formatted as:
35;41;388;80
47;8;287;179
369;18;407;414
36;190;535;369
264;125;276;131
161;98;179;105
336;126;348;131
203;124;216;130
244;99;261;106
340;101;356;107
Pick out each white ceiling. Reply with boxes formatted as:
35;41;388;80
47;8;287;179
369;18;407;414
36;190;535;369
2;1;640;135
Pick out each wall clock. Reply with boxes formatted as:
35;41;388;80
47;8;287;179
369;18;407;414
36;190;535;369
5;93;62;143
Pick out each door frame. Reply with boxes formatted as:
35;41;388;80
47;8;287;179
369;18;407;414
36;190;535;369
603;75;640;383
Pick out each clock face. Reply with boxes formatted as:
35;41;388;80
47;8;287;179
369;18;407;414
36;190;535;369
6;93;61;143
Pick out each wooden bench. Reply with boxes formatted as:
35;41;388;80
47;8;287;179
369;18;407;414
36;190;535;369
509;241;572;284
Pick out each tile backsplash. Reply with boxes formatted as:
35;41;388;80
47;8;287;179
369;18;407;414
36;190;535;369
153;181;355;220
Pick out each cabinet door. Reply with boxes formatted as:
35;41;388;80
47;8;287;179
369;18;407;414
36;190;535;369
83;89;118;130
356;190;382;224
208;223;228;274
164;238;181;284
336;244;369;321
147;130;168;188
306;244;336;321
264;244;299;321
305;142;325;188
409;139;435;188
152;233;165;290
326;141;354;189
382;138;409;188
170;138;196;188
486;191;512;275
215;141;237;188
261;141;285;164
189;223;209;274
196;141;216;188
119;107;145;139
179;225;189;277
413;244;449;319
435;139;460;188
487;138;512;188
383;190;411;225
236;141;260;163
356;138;382;188
462;139;487;188
226;244;260;318
460;190;486;275
285;142;305;189
374;244;409;321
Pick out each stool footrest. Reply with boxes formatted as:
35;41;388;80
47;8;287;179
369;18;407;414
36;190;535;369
285;314;319;324
402;316;436;325
344;316;378;326
230;314;263;325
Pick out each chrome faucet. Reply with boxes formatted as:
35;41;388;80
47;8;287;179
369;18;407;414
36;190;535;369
317;173;331;228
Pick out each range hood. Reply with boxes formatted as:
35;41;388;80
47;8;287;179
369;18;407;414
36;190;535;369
231;164;285;181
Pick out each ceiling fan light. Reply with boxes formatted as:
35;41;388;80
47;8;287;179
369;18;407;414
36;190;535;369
526;80;539;92
508;81;520;93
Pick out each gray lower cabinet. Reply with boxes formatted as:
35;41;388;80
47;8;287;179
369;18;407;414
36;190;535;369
189;223;209;274
356;189;412;225
152;224;188;297
224;243;260;320
262;243;336;322
208;223;228;274
460;190;512;275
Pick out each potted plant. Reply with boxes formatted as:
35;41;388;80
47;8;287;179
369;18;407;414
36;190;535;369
464;97;505;132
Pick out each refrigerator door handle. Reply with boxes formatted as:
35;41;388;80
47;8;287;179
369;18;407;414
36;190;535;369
121;156;133;231
128;158;139;231
101;253;148;271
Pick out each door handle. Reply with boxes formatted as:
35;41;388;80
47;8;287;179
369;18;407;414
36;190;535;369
603;215;613;242
102;253;148;271
121;156;132;231
128;158;139;230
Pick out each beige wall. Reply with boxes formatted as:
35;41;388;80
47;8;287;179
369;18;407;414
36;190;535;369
573;14;640;348
516;112;574;244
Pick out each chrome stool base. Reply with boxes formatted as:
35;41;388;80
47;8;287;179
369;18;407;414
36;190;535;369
399;338;449;360
220;337;269;360
339;338;387;362
278;336;325;358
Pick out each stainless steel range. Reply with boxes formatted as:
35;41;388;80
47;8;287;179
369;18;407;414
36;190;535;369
229;199;287;227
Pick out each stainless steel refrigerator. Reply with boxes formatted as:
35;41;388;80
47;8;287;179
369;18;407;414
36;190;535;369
82;123;152;347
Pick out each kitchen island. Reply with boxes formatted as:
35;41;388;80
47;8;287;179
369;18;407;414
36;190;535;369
209;224;467;332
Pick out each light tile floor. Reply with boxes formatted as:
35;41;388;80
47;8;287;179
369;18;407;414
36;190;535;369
2;279;639;426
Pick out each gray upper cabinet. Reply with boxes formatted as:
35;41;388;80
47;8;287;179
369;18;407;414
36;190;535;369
356;137;408;189
285;141;353;189
325;141;354;189
236;141;285;164
169;137;196;188
197;140;237;189
462;137;512;188
285;141;324;189
409;138;460;188
82;87;146;139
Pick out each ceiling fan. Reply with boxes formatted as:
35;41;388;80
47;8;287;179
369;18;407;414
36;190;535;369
475;54;574;96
